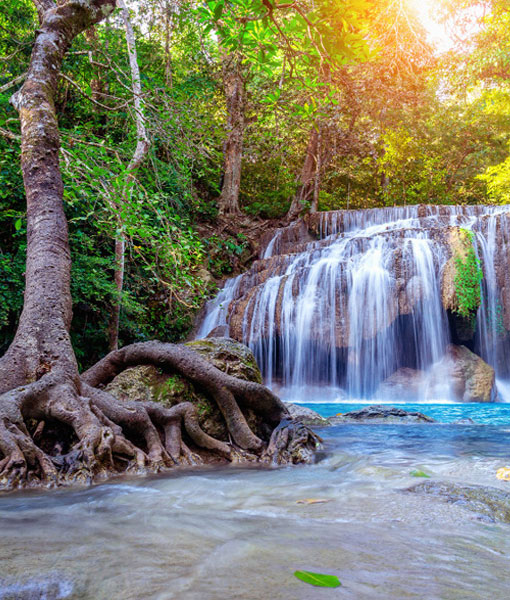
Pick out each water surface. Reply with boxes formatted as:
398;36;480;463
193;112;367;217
1;403;510;599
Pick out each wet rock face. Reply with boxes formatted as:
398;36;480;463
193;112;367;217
106;338;267;441
408;481;510;523
198;206;510;394
443;344;496;402
329;405;435;424
259;220;313;258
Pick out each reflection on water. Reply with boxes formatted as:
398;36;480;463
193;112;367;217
1;405;510;599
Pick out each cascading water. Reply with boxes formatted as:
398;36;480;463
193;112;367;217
198;205;510;401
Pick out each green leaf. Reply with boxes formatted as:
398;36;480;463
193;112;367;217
213;1;224;21
294;570;341;588
410;470;430;478
14;218;22;231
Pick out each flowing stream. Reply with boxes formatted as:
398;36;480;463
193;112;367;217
2;404;510;600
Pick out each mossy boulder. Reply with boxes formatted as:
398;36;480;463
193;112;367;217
185;337;262;383
105;338;268;441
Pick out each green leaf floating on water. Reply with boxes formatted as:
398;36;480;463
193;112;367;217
410;470;430;478
294;570;341;588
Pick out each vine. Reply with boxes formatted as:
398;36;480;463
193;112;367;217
453;229;483;320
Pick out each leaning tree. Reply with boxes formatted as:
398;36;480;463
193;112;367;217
0;0;310;490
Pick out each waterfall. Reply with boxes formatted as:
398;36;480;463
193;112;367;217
198;205;510;401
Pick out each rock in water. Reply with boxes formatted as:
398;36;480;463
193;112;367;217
444;344;496;402
376;368;425;400
329;405;435;424
408;480;510;523
284;403;330;426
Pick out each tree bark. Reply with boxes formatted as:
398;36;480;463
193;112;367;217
0;0;117;393
218;51;245;216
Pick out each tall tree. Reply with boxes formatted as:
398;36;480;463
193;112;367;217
107;0;150;351
218;50;245;216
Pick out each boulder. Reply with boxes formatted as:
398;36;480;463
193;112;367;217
284;403;330;427
442;344;496;403
376;367;425;399
185;337;263;383
106;338;267;441
329;405;435;424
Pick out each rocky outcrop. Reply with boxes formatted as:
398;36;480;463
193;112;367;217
441;227;481;341
199;206;510;394
441;228;473;314
259;220;313;258
329;405;435;424
284;403;330;426
441;344;496;402
407;480;510;523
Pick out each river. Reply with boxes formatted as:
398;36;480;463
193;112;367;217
1;402;510;599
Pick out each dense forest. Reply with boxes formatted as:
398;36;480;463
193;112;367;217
1;0;509;365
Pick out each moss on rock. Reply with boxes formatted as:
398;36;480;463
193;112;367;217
185;337;263;383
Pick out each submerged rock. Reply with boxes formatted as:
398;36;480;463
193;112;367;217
284;403;330;427
408;480;510;523
329;405;435;424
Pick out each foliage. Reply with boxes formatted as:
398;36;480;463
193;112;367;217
410;470;431;478
454;229;483;320
2;0;510;366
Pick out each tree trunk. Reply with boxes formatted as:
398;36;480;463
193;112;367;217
287;126;319;220
218;51;245;216
0;1;117;393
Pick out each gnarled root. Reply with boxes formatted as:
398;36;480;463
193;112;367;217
82;341;290;452
262;419;323;466
0;341;317;491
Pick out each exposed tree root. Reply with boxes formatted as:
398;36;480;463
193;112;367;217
0;341;320;492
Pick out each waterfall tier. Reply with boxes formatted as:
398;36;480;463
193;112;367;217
198;205;510;402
